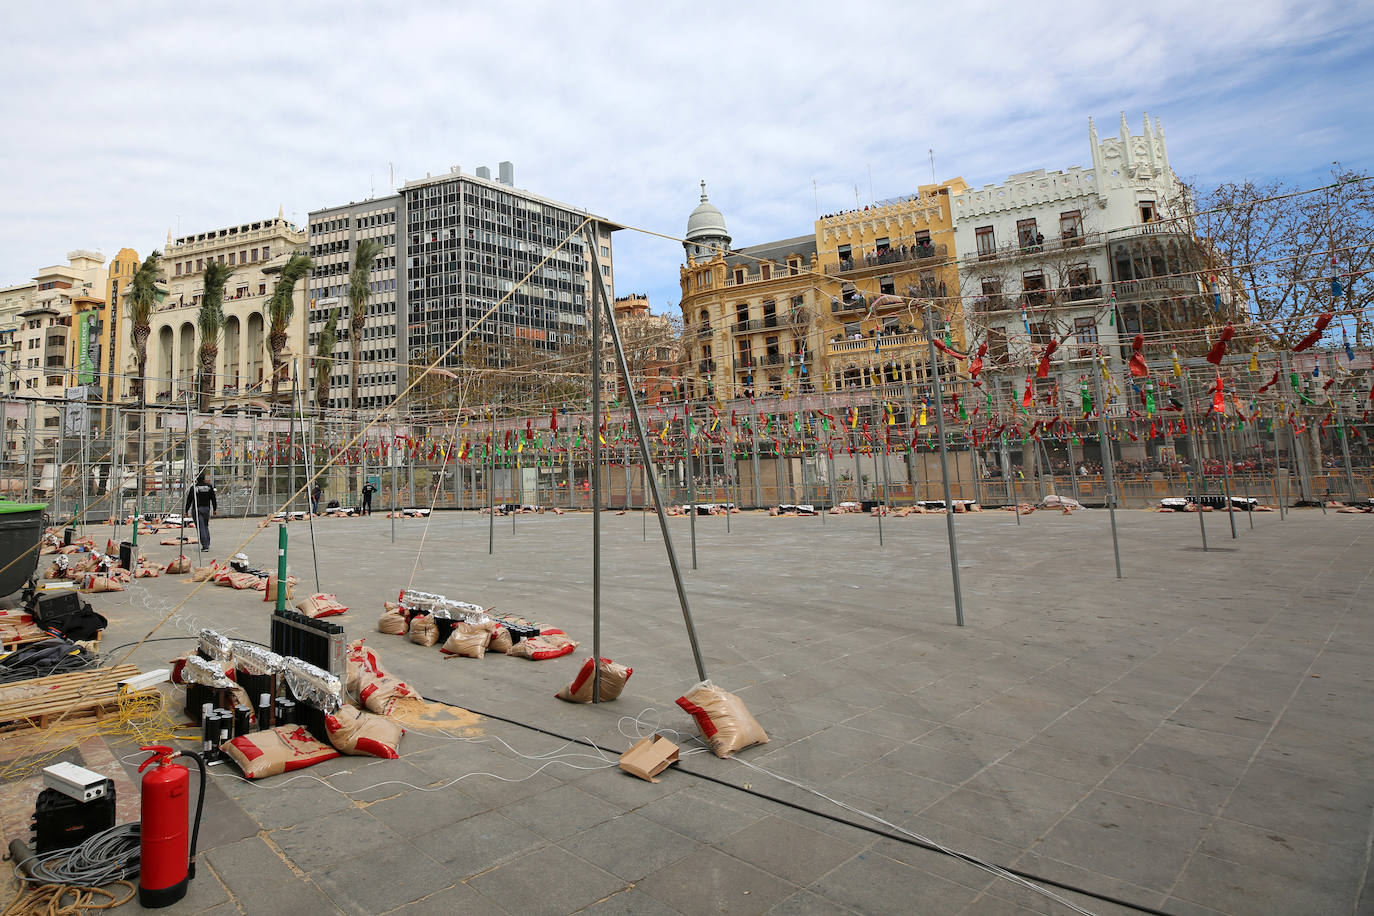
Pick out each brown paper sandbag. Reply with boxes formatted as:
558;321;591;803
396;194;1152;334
221;724;340;779
190;562;219;582
325;705;404;758
407;614;439;647
264;574;298;603
556;657;633;703
440;622;490;659
89;576;125;593
165;555;191;575
487;623;513;653
506;633;578;660
675;681;768;758
377;605;407;635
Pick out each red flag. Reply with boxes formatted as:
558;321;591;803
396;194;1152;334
550;408;558;432
1021;377;1035;407
1256;371;1279;393
1211;375;1226;415
1036;340;1058;378
1128;334;1149;377
968;342;988;380
1292;312;1333;352
933;340;967;360
1205;324;1235;365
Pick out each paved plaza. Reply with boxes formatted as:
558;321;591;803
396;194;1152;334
18;506;1374;915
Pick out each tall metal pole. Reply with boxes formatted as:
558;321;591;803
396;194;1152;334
1092;361;1122;578
1180;375;1208;551
588;236;707;681
1216;414;1238;539
110;405;122;536
685;402;698;569
590;268;603;703
487;412;494;554
25;401;36;504
295;365;321;591
1335;397;1358;503
925;304;964;626
749;400;761;508
874;447;884;547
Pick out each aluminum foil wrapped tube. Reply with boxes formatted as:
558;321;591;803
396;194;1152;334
281;657;343;714
231;641;284;677
198;628;234;665
400;589;490;625
183;654;235;689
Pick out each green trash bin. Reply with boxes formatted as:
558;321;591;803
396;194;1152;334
0;501;47;599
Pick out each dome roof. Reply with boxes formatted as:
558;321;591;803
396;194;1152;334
686;181;729;241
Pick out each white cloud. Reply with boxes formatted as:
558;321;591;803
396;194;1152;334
1;0;1370;318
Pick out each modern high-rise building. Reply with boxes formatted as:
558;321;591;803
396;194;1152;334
307;162;618;411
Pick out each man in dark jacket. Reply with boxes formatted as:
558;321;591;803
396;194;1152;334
185;472;218;550
361;481;376;516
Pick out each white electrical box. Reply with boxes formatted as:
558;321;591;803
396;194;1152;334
41;762;109;803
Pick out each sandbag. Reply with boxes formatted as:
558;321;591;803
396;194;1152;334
676;681;768;758
165;555;191;575
556;657;633;703
325;705;404;759
487;623;513;653
297;593;348;618
190;562;220;582
377;604;407;636
346;641;418;716
264;574;297;603
87;576;125;593
221;724;340;779
407;614;439;647
227;571;260;590
506;633;578;660
440;622;490;659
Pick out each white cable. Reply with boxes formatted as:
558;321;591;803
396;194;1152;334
731;756;1098;916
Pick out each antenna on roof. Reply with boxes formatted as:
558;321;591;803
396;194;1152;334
930;149;935;184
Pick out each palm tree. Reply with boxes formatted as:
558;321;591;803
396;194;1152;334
347;238;382;410
266;252;313;407
127;250;162;402
196;261;233;413
314;307;339;408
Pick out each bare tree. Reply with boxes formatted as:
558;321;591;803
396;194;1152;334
1190;165;1374;349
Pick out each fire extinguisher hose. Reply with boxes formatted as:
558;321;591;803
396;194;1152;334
185;749;208;879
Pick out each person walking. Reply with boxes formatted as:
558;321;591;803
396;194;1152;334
185;472;218;551
310;483;323;515
361;481;375;516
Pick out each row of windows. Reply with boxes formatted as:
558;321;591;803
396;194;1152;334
172;247;271;275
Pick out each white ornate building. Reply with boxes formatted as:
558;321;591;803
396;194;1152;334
952;113;1192;410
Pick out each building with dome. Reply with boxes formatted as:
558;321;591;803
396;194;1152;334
676;178;968;401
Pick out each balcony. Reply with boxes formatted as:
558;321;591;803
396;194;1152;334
1067;282;1103;302
825;333;923;357
1112;277;1197;299
824;243;946;276
695;325;713;339
758;352;786;367
975;231;1104;262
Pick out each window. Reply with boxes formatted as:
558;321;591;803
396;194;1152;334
175;263;182;276
788;258;800;275
599;245;608;257
1074;317;1098;345
196;259;204;271
1030;322;1054;345
880;276;895;295
762;299;776;324
735;303;749;324
258;283;267;296
240;249;248;264
250;248;258;262
975;227;996;260
980;277;1003;309
733;268;745;284
765;336;780;357
1022;270;1047;307
1017;218;1040;250
874;237;890;254
262;246;271;259
1139;200;1156;223
235;285;248;299
1060;210;1083;246
986;327;1008;362
760;264;771;281
837;244;852;263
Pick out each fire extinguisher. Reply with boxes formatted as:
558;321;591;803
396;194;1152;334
137;745;207;908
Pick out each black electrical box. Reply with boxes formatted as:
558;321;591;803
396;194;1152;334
118;541;135;570
31;590;84;633
62;528;75;547
31;784;115;854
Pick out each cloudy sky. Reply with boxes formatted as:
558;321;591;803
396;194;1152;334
3;0;1371;312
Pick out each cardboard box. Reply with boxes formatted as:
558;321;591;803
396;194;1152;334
619;735;679;783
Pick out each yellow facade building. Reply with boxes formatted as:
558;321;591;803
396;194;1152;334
677;178;969;400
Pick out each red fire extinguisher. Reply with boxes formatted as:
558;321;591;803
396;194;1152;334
137;746;207;908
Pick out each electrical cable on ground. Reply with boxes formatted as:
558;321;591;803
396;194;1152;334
419;697;1176;916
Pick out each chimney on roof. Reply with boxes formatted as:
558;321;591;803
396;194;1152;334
498;161;514;186
476;166;491;180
